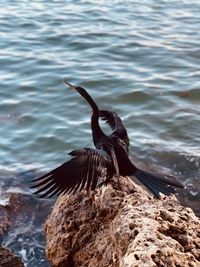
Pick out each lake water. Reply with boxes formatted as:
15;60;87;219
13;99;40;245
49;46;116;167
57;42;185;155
0;1;200;266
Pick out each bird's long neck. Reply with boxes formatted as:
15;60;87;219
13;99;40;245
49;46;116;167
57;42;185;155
78;89;106;145
91;112;105;146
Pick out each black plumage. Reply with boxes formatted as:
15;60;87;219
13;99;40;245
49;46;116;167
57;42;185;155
31;148;113;197
31;82;184;198
63;82;184;198
31;85;120;197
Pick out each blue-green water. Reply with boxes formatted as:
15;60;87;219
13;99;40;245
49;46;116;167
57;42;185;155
0;1;200;266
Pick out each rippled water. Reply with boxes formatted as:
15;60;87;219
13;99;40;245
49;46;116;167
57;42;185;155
0;1;200;266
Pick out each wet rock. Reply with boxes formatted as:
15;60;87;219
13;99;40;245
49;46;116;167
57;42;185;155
0;191;23;237
0;194;12;236
45;176;200;267
0;188;52;267
0;246;24;267
0;206;10;236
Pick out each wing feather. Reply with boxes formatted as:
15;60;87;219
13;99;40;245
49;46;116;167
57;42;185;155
91;154;102;190
99;110;130;153
84;149;93;191
99;110;116;130
31;148;112;198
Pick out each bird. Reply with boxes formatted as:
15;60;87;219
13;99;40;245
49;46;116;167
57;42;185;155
30;90;122;198
63;82;184;198
31;82;184;199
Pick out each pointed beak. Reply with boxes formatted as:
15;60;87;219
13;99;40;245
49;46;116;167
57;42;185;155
63;81;76;91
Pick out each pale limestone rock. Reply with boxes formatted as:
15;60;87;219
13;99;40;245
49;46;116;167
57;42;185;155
45;176;200;267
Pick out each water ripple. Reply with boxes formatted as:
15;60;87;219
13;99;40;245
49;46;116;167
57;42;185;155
1;1;200;266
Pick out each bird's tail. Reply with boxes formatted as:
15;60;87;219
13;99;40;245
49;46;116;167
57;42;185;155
133;168;184;198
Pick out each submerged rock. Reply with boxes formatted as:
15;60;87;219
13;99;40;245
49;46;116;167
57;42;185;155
0;246;24;267
45;176;200;267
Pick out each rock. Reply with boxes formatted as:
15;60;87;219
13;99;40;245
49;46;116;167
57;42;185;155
0;207;10;236
0;191;23;237
45;176;200;267
0;246;24;267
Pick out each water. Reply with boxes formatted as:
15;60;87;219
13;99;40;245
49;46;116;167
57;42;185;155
0;0;200;266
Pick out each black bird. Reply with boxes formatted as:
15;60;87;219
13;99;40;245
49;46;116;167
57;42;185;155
99;109;130;154
63;82;184;198
30;92;121;198
31;83;184;198
63;83;121;177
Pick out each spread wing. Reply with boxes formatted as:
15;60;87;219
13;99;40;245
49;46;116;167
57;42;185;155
99;110;130;153
30;148;112;198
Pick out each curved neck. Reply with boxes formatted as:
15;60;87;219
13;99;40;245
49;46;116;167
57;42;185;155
79;89;98;113
78;88;99;116
91;112;105;146
78;88;106;143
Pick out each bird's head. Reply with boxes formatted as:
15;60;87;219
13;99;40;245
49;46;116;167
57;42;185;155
64;81;87;96
64;80;99;113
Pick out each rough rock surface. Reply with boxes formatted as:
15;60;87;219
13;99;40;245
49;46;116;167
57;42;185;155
45;176;200;267
0;246;24;267
0;193;25;267
0;192;22;236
